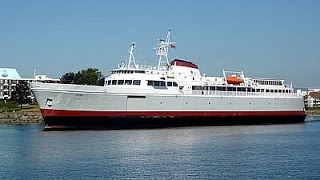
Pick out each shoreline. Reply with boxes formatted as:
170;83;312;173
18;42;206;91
0;110;319;125
0;111;43;125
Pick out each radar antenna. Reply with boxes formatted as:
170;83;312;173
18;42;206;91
127;42;138;69
155;30;176;70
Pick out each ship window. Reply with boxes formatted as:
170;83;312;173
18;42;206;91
154;81;160;86
247;88;252;92
217;87;225;91
133;80;141;85
173;82;178;87
107;80;111;85
167;82;173;86
227;87;236;91
192;86;203;90
118;80;124;85
147;81;153;86
160;81;166;86
125;80;132;85
256;89;260;92
266;89;270;93
210;86;215;91
237;87;246;92
112;80;117;85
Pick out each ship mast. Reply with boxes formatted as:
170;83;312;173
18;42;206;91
127;42;138;69
155;30;176;70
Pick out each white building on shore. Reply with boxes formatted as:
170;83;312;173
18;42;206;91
0;68;21;100
305;89;320;107
0;68;59;101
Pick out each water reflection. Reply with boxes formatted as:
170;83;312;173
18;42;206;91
0;119;320;179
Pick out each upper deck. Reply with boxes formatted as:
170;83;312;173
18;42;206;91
103;30;297;97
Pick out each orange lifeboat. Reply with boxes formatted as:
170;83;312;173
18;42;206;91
226;75;244;85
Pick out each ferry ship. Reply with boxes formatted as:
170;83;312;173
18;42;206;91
30;30;306;130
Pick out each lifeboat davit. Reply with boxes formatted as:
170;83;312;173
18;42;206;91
226;75;244;85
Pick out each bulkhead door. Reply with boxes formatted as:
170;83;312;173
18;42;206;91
126;95;147;110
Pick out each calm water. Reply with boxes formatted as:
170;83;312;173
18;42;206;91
0;117;320;179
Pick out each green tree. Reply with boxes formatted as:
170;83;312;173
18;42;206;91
60;68;104;85
60;72;76;84
11;80;32;108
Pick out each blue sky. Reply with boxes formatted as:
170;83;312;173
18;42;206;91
1;0;319;88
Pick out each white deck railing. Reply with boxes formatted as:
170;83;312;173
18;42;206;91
191;90;301;97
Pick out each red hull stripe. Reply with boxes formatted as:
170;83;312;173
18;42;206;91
41;109;306;117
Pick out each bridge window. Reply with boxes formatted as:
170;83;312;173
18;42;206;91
118;80;124;85
112;80;117;85
133;80;141;85
148;80;174;87
173;82;178;87
154;81;160;86
125;80;132;85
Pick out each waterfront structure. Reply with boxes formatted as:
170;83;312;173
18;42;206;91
30;30;306;130
0;67;59;101
0;68;21;100
33;75;60;83
305;89;320;107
